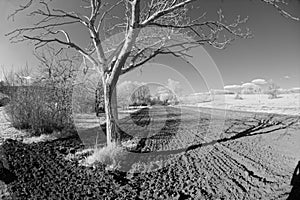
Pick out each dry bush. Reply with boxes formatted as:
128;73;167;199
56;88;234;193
5;86;74;136
85;145;126;168
1;47;79;136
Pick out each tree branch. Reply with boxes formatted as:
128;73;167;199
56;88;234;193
141;0;196;27
108;0;141;86
7;0;34;21
5;21;79;42
121;38;207;75
97;0;124;32
260;0;299;21
24;35;99;70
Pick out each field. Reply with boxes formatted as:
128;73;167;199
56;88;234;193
193;93;300;116
1;106;300;199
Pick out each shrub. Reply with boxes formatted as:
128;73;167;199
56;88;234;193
85;145;126;169
5;86;74;136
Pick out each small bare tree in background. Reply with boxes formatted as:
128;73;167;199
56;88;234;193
266;81;280;99
6;0;298;146
34;46;80;132
130;84;151;106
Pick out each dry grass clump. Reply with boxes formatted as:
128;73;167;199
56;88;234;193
84;144;126;169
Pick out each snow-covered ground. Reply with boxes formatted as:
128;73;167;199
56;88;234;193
193;93;300;116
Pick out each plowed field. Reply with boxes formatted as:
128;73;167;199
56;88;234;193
1;106;299;199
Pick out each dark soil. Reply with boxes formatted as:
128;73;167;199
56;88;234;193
1;107;299;199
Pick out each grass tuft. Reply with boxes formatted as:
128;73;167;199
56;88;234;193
84;144;126;169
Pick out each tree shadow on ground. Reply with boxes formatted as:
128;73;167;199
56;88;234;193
186;115;298;152
128;113;298;155
110;113;300;184
77;107;299;175
287;161;300;200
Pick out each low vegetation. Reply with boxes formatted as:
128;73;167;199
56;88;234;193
1;47;77;136
5;86;73;136
84;144;126;169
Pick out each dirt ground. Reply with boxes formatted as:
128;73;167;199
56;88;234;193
0;107;28;200
116;106;300;199
1;106;300;199
0;108;28;145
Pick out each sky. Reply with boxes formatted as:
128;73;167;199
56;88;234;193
0;0;300;93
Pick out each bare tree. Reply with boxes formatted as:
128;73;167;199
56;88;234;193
266;81;280;99
33;46;80;131
117;81;141;109
5;0;299;146
131;84;151;105
167;78;182;97
33;46;79;88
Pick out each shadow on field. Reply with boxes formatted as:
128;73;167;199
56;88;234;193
77;107;299;174
288;161;300;200
186;115;298;152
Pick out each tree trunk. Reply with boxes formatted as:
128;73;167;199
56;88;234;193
103;80;120;146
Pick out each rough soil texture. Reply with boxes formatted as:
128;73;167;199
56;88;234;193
0;107;28;200
0;106;299;199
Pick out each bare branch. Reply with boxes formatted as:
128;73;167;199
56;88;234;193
7;0;34;21
148;20;251;39
97;0;124;32
5;21;79;41
141;0;196;26
260;0;299;21
121;38;208;75
24;35;99;69
56;30;71;43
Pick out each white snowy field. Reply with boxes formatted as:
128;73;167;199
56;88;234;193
189;93;300;116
